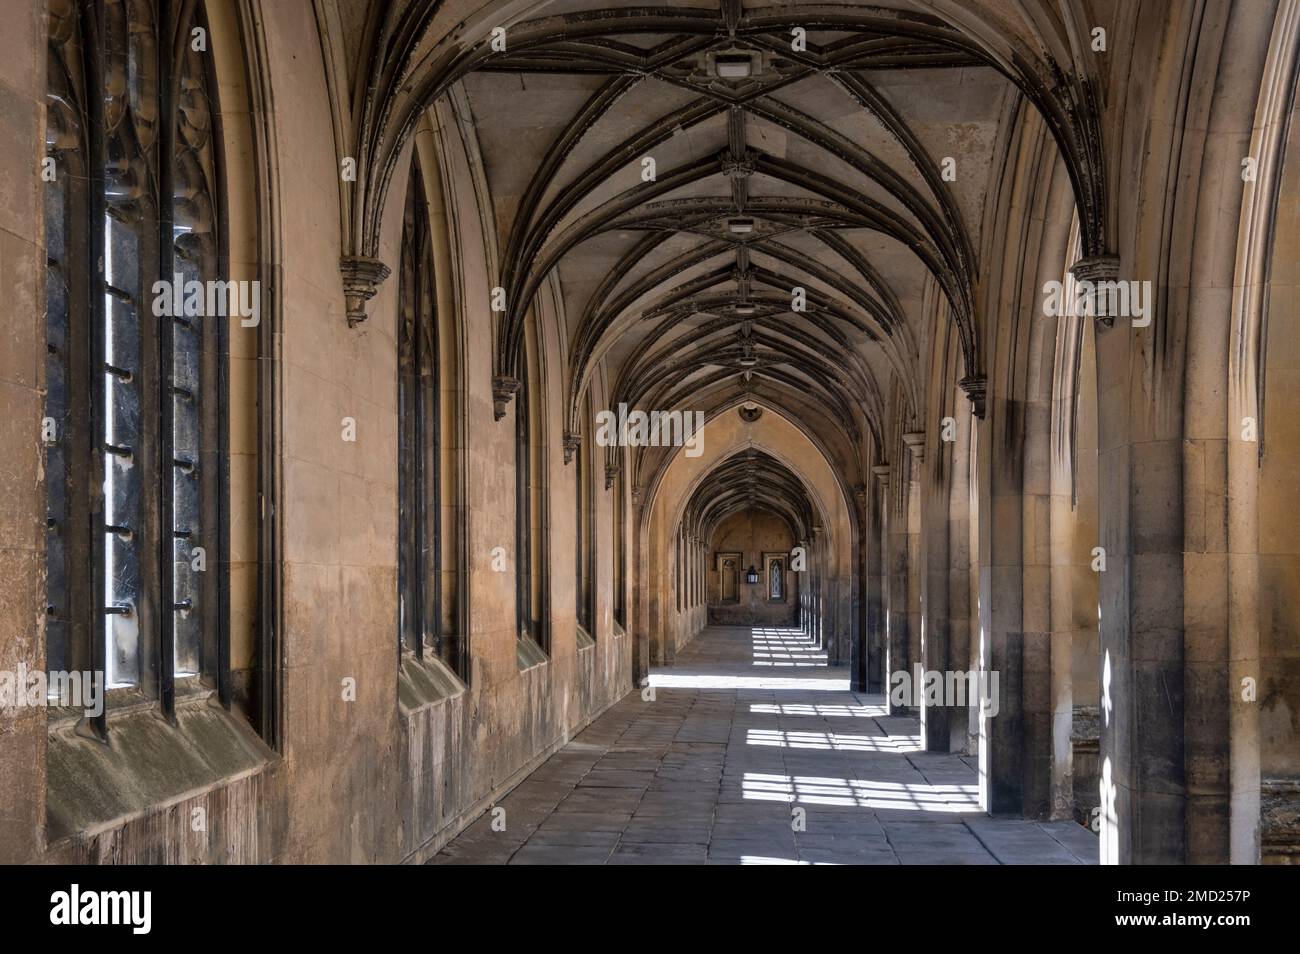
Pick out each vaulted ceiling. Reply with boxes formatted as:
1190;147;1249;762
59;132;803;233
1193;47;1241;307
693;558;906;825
452;0;1018;463
327;0;1112;489
682;447;821;543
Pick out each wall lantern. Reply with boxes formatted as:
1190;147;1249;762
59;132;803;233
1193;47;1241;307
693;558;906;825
745;564;759;584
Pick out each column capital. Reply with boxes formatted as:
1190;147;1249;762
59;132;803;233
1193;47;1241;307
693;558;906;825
871;464;891;483
902;431;926;460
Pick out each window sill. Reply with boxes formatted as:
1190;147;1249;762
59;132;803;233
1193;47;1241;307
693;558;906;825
516;634;549;671
398;650;467;712
46;688;273;843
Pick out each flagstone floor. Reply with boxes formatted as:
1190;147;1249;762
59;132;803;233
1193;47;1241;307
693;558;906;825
431;625;1099;865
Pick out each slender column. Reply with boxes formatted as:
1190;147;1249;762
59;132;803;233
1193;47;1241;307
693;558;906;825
903;433;926;701
883;460;911;715
946;408;976;754
917;428;953;753
850;485;869;692
866;470;888;693
977;403;1028;815
796;537;808;636
813;526;827;651
632;489;651;686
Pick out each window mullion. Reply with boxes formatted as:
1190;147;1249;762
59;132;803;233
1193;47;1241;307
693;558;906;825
84;3;108;738
412;248;427;661
425;233;441;664
157;0;177;719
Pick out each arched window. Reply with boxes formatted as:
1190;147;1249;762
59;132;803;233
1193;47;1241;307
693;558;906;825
44;0;232;729
675;530;682;612
575;393;595;639
699;542;705;606
397;157;464;674
612;451;626;630
516;324;547;656
694;540;701;606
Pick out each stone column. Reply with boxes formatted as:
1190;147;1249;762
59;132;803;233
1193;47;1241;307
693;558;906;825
884;458;911;715
917;428;953;753
811;525;825;649
903;433;926;700
632;490;651;686
850;485;870;692
795;536;808;636
1090;272;1194;861
946;410;975;755
867;466;889;694
976;406;1029;815
973;330;1060;818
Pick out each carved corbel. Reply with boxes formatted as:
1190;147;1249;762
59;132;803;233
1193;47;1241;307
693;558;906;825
340;255;391;327
492;376;521;421
958;374;987;419
1069;254;1122;328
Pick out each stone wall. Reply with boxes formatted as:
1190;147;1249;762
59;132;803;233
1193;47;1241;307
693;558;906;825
707;510;800;628
0;0;51;865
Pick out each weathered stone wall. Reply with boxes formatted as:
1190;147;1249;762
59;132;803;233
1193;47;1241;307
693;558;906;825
1257;33;1300;863
0;0;48;865
1259;73;1300;783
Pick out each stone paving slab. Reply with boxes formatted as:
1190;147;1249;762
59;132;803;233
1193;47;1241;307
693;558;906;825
431;626;1100;866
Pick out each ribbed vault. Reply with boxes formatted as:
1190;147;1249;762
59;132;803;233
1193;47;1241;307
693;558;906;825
466;7;994;448
326;0;1117;475
681;448;819;544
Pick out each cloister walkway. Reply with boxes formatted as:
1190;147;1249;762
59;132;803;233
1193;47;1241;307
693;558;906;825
432;626;1099;865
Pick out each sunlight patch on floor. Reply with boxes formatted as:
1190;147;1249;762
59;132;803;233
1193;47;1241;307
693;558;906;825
742;772;980;811
748;702;888;717
746;728;920;752
650;673;851;690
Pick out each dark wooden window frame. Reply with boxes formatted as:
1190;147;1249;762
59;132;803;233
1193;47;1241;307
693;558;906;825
575;394;596;635
397;156;467;678
612;452;626;629
515;339;548;653
44;0;235;735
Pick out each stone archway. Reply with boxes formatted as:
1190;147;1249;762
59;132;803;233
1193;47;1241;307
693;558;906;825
637;402;856;674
